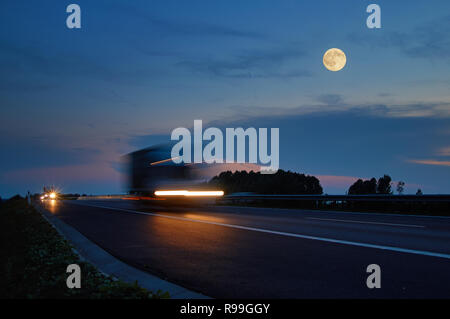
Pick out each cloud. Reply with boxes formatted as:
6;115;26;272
116;4;264;39
437;147;450;156
2;163;120;184
147;16;264;39
0;139;98;171
215;100;450;124
0;40;159;88
127;134;172;149
0;163;123;197
407;159;450;167
349;15;450;61
381;102;450;118
177;47;311;79
0;40;112;78
403;15;450;60
315;94;344;105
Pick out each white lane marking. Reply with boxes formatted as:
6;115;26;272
218;205;450;219
306;217;425;228
70;202;450;260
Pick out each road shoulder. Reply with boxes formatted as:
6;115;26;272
34;202;208;299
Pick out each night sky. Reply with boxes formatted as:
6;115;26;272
1;0;450;197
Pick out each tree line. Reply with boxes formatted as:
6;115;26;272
208;170;323;195
209;171;421;195
348;175;392;195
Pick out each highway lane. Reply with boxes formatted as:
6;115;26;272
42;199;450;298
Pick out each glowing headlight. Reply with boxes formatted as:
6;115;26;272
49;192;56;199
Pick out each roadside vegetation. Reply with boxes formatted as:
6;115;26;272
208;169;323;195
0;196;169;299
211;171;449;216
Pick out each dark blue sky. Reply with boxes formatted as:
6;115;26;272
1;0;450;196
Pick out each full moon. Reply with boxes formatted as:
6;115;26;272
323;48;347;72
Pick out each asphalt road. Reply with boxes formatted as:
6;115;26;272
42;199;450;298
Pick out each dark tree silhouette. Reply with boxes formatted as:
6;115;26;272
348;175;393;195
348;178;377;194
377;175;392;194
396;181;405;194
208;170;323;195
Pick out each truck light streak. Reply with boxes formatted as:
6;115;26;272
154;190;224;197
150;157;181;166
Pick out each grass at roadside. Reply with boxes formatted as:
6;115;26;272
0;196;169;299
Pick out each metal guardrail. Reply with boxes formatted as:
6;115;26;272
220;194;450;203
76;195;128;200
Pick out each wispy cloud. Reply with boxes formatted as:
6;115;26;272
437;147;450;156
0;40;113;79
378;92;393;97
315;94;344;105
382;102;450;118
146;16;264;39
407;159;450;167
2;164;120;184
0;40;159;88
177;46;311;79
215;100;450;124
349;15;450;61
116;4;264;39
